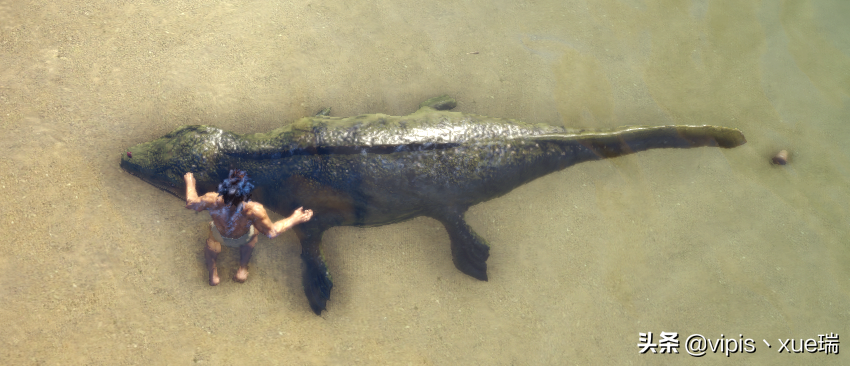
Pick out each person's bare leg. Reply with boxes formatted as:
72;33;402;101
206;235;222;286
234;235;258;283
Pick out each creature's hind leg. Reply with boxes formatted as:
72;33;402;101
293;224;333;315
433;207;490;281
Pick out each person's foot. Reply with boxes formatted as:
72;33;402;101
209;265;220;286
233;266;249;283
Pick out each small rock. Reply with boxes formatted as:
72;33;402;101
772;150;789;165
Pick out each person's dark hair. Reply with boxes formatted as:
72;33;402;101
217;169;254;206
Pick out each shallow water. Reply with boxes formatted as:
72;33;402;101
1;0;848;364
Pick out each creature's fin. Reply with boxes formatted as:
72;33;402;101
433;207;490;281
418;95;457;111
315;107;332;117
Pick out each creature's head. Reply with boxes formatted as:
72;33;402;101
121;125;230;198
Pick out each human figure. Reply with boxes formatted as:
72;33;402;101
184;170;313;285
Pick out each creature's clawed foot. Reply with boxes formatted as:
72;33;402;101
436;209;492;281
301;253;334;315
452;237;490;281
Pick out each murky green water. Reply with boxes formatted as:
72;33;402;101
1;0;848;364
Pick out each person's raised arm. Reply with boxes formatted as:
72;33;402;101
184;172;218;212
248;204;313;238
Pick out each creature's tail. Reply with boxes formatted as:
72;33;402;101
531;125;745;162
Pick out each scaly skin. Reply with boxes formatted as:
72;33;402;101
120;95;746;314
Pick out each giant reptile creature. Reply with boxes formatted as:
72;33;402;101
120;95;746;314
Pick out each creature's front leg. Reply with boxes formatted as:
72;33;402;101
294;225;334;315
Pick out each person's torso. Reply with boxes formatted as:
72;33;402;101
209;202;254;238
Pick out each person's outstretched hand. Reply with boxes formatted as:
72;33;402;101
292;207;313;225
184;172;195;187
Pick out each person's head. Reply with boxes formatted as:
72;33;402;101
217;169;254;206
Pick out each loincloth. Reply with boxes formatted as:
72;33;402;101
209;222;256;248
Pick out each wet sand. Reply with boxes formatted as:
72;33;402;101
1;0;849;364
